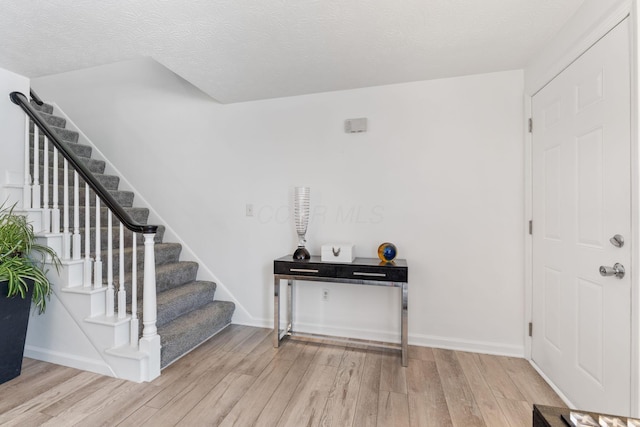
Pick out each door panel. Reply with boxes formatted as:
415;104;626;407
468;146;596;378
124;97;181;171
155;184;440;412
532;18;631;414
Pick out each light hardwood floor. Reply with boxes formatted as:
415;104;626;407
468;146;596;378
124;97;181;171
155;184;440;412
0;325;565;426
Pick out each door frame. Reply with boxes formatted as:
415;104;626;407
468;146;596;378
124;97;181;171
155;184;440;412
524;1;640;415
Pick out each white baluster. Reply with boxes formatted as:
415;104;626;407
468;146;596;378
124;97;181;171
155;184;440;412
118;223;126;319
62;159;71;260
72;171;81;260
142;233;157;339
130;233;138;347
51;147;60;233
32;127;41;209
23;116;32;209
83;183;92;287
93;196;102;287
106;210;114;316
42;136;50;232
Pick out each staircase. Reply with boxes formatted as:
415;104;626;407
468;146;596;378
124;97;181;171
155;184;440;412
18;95;234;381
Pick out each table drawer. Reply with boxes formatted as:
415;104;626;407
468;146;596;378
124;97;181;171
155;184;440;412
336;265;407;282
274;262;335;278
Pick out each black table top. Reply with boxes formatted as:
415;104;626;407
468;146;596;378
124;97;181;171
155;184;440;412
274;255;407;268
274;255;408;282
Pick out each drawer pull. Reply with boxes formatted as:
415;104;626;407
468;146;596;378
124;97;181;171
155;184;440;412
290;268;319;273
353;272;386;278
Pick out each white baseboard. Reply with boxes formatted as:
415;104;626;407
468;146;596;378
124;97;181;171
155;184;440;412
233;318;525;357
410;332;525;358
24;344;115;377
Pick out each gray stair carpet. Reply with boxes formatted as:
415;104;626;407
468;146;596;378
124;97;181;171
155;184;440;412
31;100;235;369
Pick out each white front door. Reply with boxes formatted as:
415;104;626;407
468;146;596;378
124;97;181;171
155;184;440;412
531;18;631;414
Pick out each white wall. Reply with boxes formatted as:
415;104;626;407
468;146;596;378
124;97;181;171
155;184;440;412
34;59;525;355
0;67;29;206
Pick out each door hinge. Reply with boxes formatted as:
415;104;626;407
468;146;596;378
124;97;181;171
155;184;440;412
529;220;533;235
529;322;533;337
528;118;533;133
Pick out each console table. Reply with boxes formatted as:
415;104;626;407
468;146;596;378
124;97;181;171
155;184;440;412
273;255;408;366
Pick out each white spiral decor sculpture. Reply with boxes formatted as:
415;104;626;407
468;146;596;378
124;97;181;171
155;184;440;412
293;186;311;260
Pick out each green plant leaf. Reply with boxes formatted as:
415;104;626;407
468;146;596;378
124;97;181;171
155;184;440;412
0;201;60;313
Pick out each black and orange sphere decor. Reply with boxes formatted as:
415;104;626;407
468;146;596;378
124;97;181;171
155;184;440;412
377;242;397;263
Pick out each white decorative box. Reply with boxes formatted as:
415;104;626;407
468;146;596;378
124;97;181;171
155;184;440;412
321;243;355;263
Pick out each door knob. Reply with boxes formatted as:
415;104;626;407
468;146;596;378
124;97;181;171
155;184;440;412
609;234;624;248
599;263;625;279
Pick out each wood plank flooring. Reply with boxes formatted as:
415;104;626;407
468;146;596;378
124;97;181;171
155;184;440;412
0;325;565;426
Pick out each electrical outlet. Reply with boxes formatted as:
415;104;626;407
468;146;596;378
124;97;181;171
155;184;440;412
246;204;254;217
322;289;329;301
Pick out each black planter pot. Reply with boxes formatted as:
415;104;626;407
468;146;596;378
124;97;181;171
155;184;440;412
0;279;34;385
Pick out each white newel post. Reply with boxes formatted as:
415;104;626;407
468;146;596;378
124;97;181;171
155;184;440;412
23;116;32;209
140;232;160;381
142;233;157;338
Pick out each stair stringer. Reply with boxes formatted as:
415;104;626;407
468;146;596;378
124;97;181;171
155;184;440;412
24;230;161;383
48;101;257;326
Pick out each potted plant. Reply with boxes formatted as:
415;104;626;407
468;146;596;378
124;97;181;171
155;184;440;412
0;202;60;384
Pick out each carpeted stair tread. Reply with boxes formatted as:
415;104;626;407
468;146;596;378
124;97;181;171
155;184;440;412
47;185;134;207
98;243;182;279
31;112;66;129
29;138;93;162
75;206;150;227
40;154;106;173
81;225;166;252
39;166;119;190
40;139;89;155
33;149;105;173
83;173;120;190
154;262;199;292
52;126;79;143
138;280;217;330
159;300;235;368
31;101;54;114
30;130;80;146
111;261;198;294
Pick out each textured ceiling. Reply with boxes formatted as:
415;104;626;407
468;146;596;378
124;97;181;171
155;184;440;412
0;0;584;103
